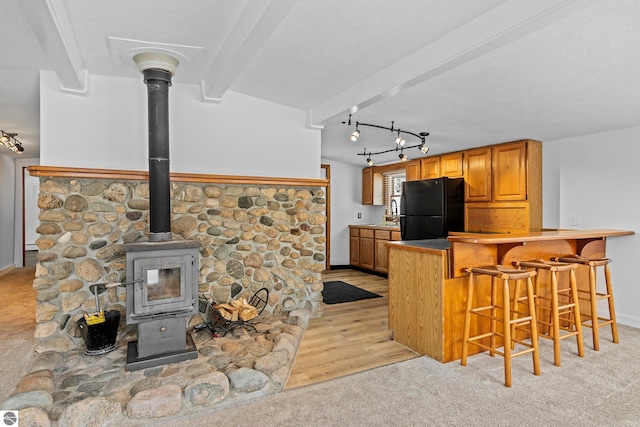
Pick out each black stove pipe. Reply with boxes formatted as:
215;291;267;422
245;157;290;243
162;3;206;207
142;68;172;242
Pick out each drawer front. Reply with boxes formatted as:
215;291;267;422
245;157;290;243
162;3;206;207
391;231;402;241
375;230;391;240
350;228;360;237
360;229;374;238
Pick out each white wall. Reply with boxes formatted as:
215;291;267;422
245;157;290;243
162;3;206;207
40;71;321;179
0;153;15;270
543;126;640;327
321;158;385;266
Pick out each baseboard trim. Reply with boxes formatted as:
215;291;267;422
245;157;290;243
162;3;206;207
326;265;388;278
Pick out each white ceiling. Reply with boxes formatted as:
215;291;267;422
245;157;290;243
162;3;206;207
1;0;639;166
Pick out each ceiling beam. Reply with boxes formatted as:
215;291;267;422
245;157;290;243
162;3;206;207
19;0;88;95
308;0;602;127
200;0;298;103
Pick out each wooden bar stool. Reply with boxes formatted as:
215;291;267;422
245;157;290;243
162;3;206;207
461;265;540;387
552;255;619;351
513;260;584;366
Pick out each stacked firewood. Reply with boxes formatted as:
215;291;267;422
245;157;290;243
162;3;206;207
214;297;258;322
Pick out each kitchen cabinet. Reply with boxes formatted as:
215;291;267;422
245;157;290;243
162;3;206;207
464;147;492;202
420;157;440;179
374;229;395;273
492;141;527;201
349;228;360;266
359;228;375;270
349;225;401;273
405;160;421;181
464;140;542;233
439;152;464;178
362;167;383;205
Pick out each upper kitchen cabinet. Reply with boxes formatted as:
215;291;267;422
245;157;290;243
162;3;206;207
439;152;464;178
464;147;492;202
420;157;440;179
405;160;421;181
492;141;527;201
464;140;542;233
362;167;383;205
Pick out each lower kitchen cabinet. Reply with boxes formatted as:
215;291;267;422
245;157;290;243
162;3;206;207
349;225;401;273
359;234;375;270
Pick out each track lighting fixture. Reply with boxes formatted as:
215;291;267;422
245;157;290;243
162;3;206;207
0;130;24;154
350;125;360;142
343;115;429;165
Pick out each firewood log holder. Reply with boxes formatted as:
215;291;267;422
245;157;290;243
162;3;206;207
195;288;269;336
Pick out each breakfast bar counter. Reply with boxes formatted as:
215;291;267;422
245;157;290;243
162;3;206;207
386;229;634;363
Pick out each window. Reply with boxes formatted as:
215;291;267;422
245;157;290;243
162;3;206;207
383;172;405;219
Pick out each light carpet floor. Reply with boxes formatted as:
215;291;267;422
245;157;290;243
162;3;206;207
159;325;640;427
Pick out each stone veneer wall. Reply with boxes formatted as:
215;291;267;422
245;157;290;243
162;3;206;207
32;173;326;349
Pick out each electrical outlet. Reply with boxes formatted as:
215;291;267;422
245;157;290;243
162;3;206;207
570;215;578;226
357;212;362;219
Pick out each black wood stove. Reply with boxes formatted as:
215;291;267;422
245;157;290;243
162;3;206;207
123;52;200;371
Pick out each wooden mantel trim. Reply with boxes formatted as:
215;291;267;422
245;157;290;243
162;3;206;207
27;166;329;187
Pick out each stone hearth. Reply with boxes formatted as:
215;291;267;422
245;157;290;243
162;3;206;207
1;308;310;425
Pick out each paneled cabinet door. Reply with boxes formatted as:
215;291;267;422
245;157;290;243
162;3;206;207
440;152;463;178
375;239;389;273
464;147;492;202
359;238;375;270
350;236;360;266
420;157;440;179
362;168;373;205
405;160;421;181
492;141;527;201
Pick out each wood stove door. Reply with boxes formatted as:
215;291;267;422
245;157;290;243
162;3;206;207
131;254;195;318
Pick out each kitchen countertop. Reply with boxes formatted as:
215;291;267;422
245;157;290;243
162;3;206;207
350;224;400;230
386;238;450;254
447;229;634;244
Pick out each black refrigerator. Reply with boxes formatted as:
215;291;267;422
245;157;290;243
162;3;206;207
400;177;465;240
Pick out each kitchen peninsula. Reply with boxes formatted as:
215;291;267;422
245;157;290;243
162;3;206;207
386;229;634;363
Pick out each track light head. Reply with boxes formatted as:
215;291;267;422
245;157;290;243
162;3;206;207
366;157;374;166
395;130;405;146
350;129;360;142
399;153;408;162
420;145;429;153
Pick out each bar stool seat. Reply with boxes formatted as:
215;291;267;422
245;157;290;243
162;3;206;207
551;255;619;351
513;260;584;366
461;265;540;387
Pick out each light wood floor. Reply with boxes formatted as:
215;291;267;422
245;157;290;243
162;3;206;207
285;268;419;390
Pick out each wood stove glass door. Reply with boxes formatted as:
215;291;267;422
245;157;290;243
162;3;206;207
132;254;194;316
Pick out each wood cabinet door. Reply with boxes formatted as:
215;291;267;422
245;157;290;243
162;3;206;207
375;239;389;273
362;168;373;205
440;152;463;177
492;141;527;201
420;157;440;179
405;160;421;181
350;236;360;266
359;238;375;270
464;147;492;202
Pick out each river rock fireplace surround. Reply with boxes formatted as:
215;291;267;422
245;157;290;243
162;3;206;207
29;168;327;354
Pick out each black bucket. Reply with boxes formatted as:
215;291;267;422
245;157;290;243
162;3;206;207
77;310;121;355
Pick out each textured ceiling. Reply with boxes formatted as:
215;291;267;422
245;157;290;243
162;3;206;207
1;0;639;165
